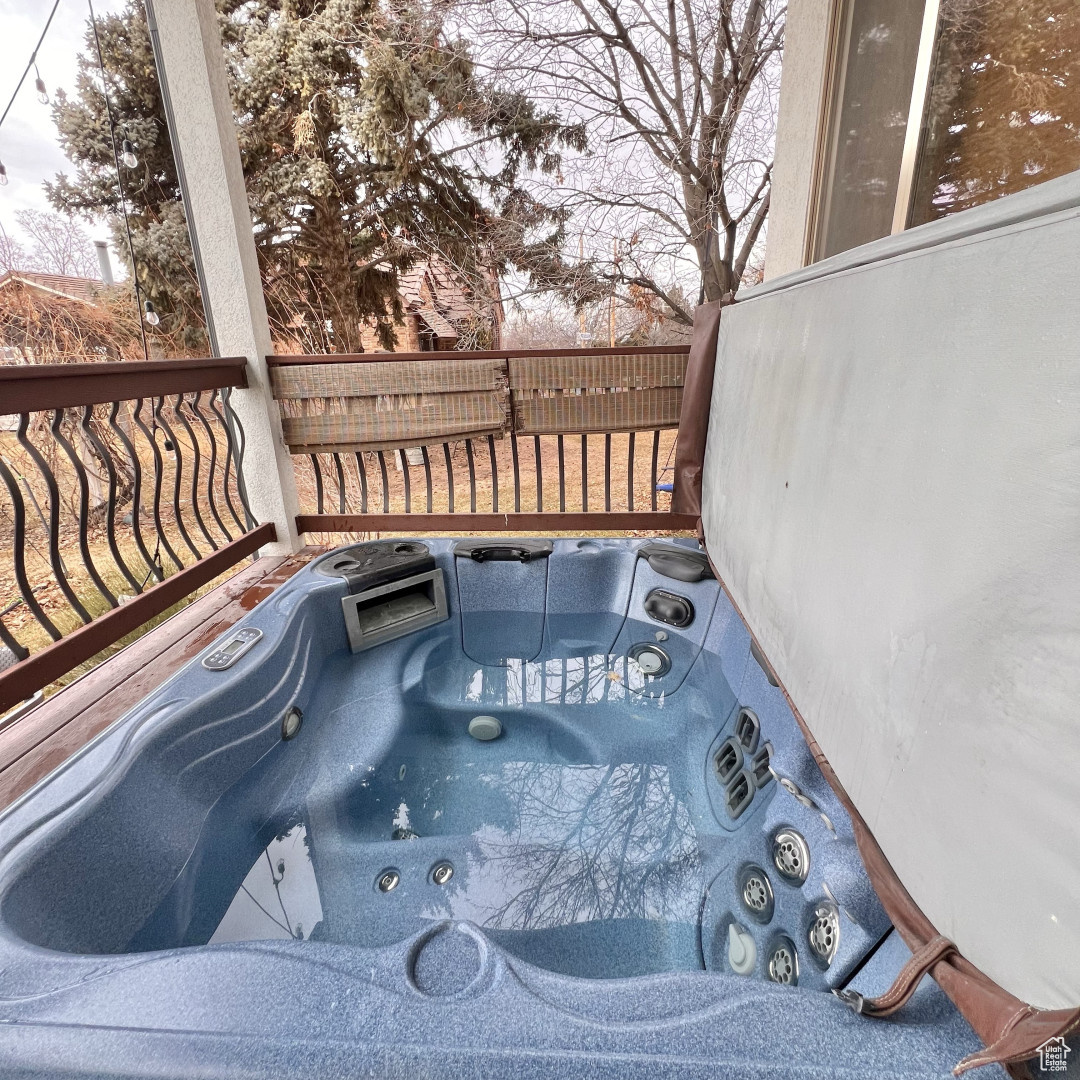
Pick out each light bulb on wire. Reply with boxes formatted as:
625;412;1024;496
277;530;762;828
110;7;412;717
34;66;49;105
0;160;8;187
143;300;160;327
121;139;138;169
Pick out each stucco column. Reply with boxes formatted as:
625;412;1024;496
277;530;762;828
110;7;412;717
764;0;837;280
145;0;301;554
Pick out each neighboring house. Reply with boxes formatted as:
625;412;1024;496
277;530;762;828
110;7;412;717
0;272;109;367
0;271;104;308
359;259;504;353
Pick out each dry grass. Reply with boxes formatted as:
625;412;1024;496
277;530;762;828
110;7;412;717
297;430;681;519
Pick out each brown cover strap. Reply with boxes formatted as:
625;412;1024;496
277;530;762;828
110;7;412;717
834;935;957;1018
671;300;723;516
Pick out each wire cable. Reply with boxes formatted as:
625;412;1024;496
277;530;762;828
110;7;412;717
0;0;62;135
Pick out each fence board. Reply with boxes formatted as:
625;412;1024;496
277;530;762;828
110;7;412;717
508;352;686;391
280;390;510;454
270;358;506;399
513;387;682;434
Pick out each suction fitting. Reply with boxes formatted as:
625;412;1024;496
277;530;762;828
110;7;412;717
738;865;775;924
628;642;671;677
281;706;303;741
773;828;810;884
727;922;757;976
468;715;503;741
767;936;800;985
807;902;840;965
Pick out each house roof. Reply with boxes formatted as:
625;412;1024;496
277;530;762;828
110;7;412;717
398;259;501;327
416;306;459;340
0;271;104;305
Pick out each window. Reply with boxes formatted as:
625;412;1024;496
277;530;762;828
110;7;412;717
908;0;1080;226
813;0;926;259
811;0;1080;260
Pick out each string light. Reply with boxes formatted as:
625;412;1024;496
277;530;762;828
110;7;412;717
0;0;62;165
120;138;138;169
143;300;160;327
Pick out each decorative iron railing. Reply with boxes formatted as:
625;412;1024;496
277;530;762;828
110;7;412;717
0;358;273;714
269;345;698;535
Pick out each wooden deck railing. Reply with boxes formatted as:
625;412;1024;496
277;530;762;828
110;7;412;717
0;358;273;714
268;345;699;535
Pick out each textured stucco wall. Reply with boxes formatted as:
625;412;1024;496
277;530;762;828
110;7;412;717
150;0;300;553
702;186;1080;1009
765;0;835;280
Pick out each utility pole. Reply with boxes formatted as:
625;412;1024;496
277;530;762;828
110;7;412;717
609;238;617;347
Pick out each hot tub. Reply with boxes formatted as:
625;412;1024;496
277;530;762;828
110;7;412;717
0;539;987;1077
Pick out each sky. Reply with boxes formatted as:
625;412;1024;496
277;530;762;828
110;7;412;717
0;0;125;259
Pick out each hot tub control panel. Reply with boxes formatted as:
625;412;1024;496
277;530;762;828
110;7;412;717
201;627;263;671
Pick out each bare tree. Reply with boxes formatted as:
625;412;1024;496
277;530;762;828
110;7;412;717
502;286;692;348
0;231;28;275
461;0;785;323
13;210;100;279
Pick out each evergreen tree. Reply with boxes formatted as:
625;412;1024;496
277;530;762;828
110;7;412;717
48;0;583;352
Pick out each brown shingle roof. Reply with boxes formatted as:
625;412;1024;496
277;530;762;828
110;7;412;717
0;271;103;304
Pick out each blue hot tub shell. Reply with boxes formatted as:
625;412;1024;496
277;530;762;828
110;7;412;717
0;539;993;1077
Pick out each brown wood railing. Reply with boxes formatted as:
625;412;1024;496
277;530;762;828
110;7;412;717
0;358;272;715
268;345;697;535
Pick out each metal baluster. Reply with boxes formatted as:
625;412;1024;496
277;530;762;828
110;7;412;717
220;388;254;529
400;450;412;514
534;435;543;512
110;399;162;581
466;439;477;514
421;446;433;513
604;433;612;512
0;610;29;662
333;453;347;514
132;399;184;570
557;435;566;512
651;429;661;512
208;390;245;533
310;454;325;515
581;434;588;511
376;451;390;513
50;409;118;607
487;435;499;514
80;405;143;593
627;431;636;511
511;434;521;513
190;392;232;543
15;413;92;623
156;396;201;560
443;443;455;513
0;449;61;640
354;452;369;514
173;394;217;551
